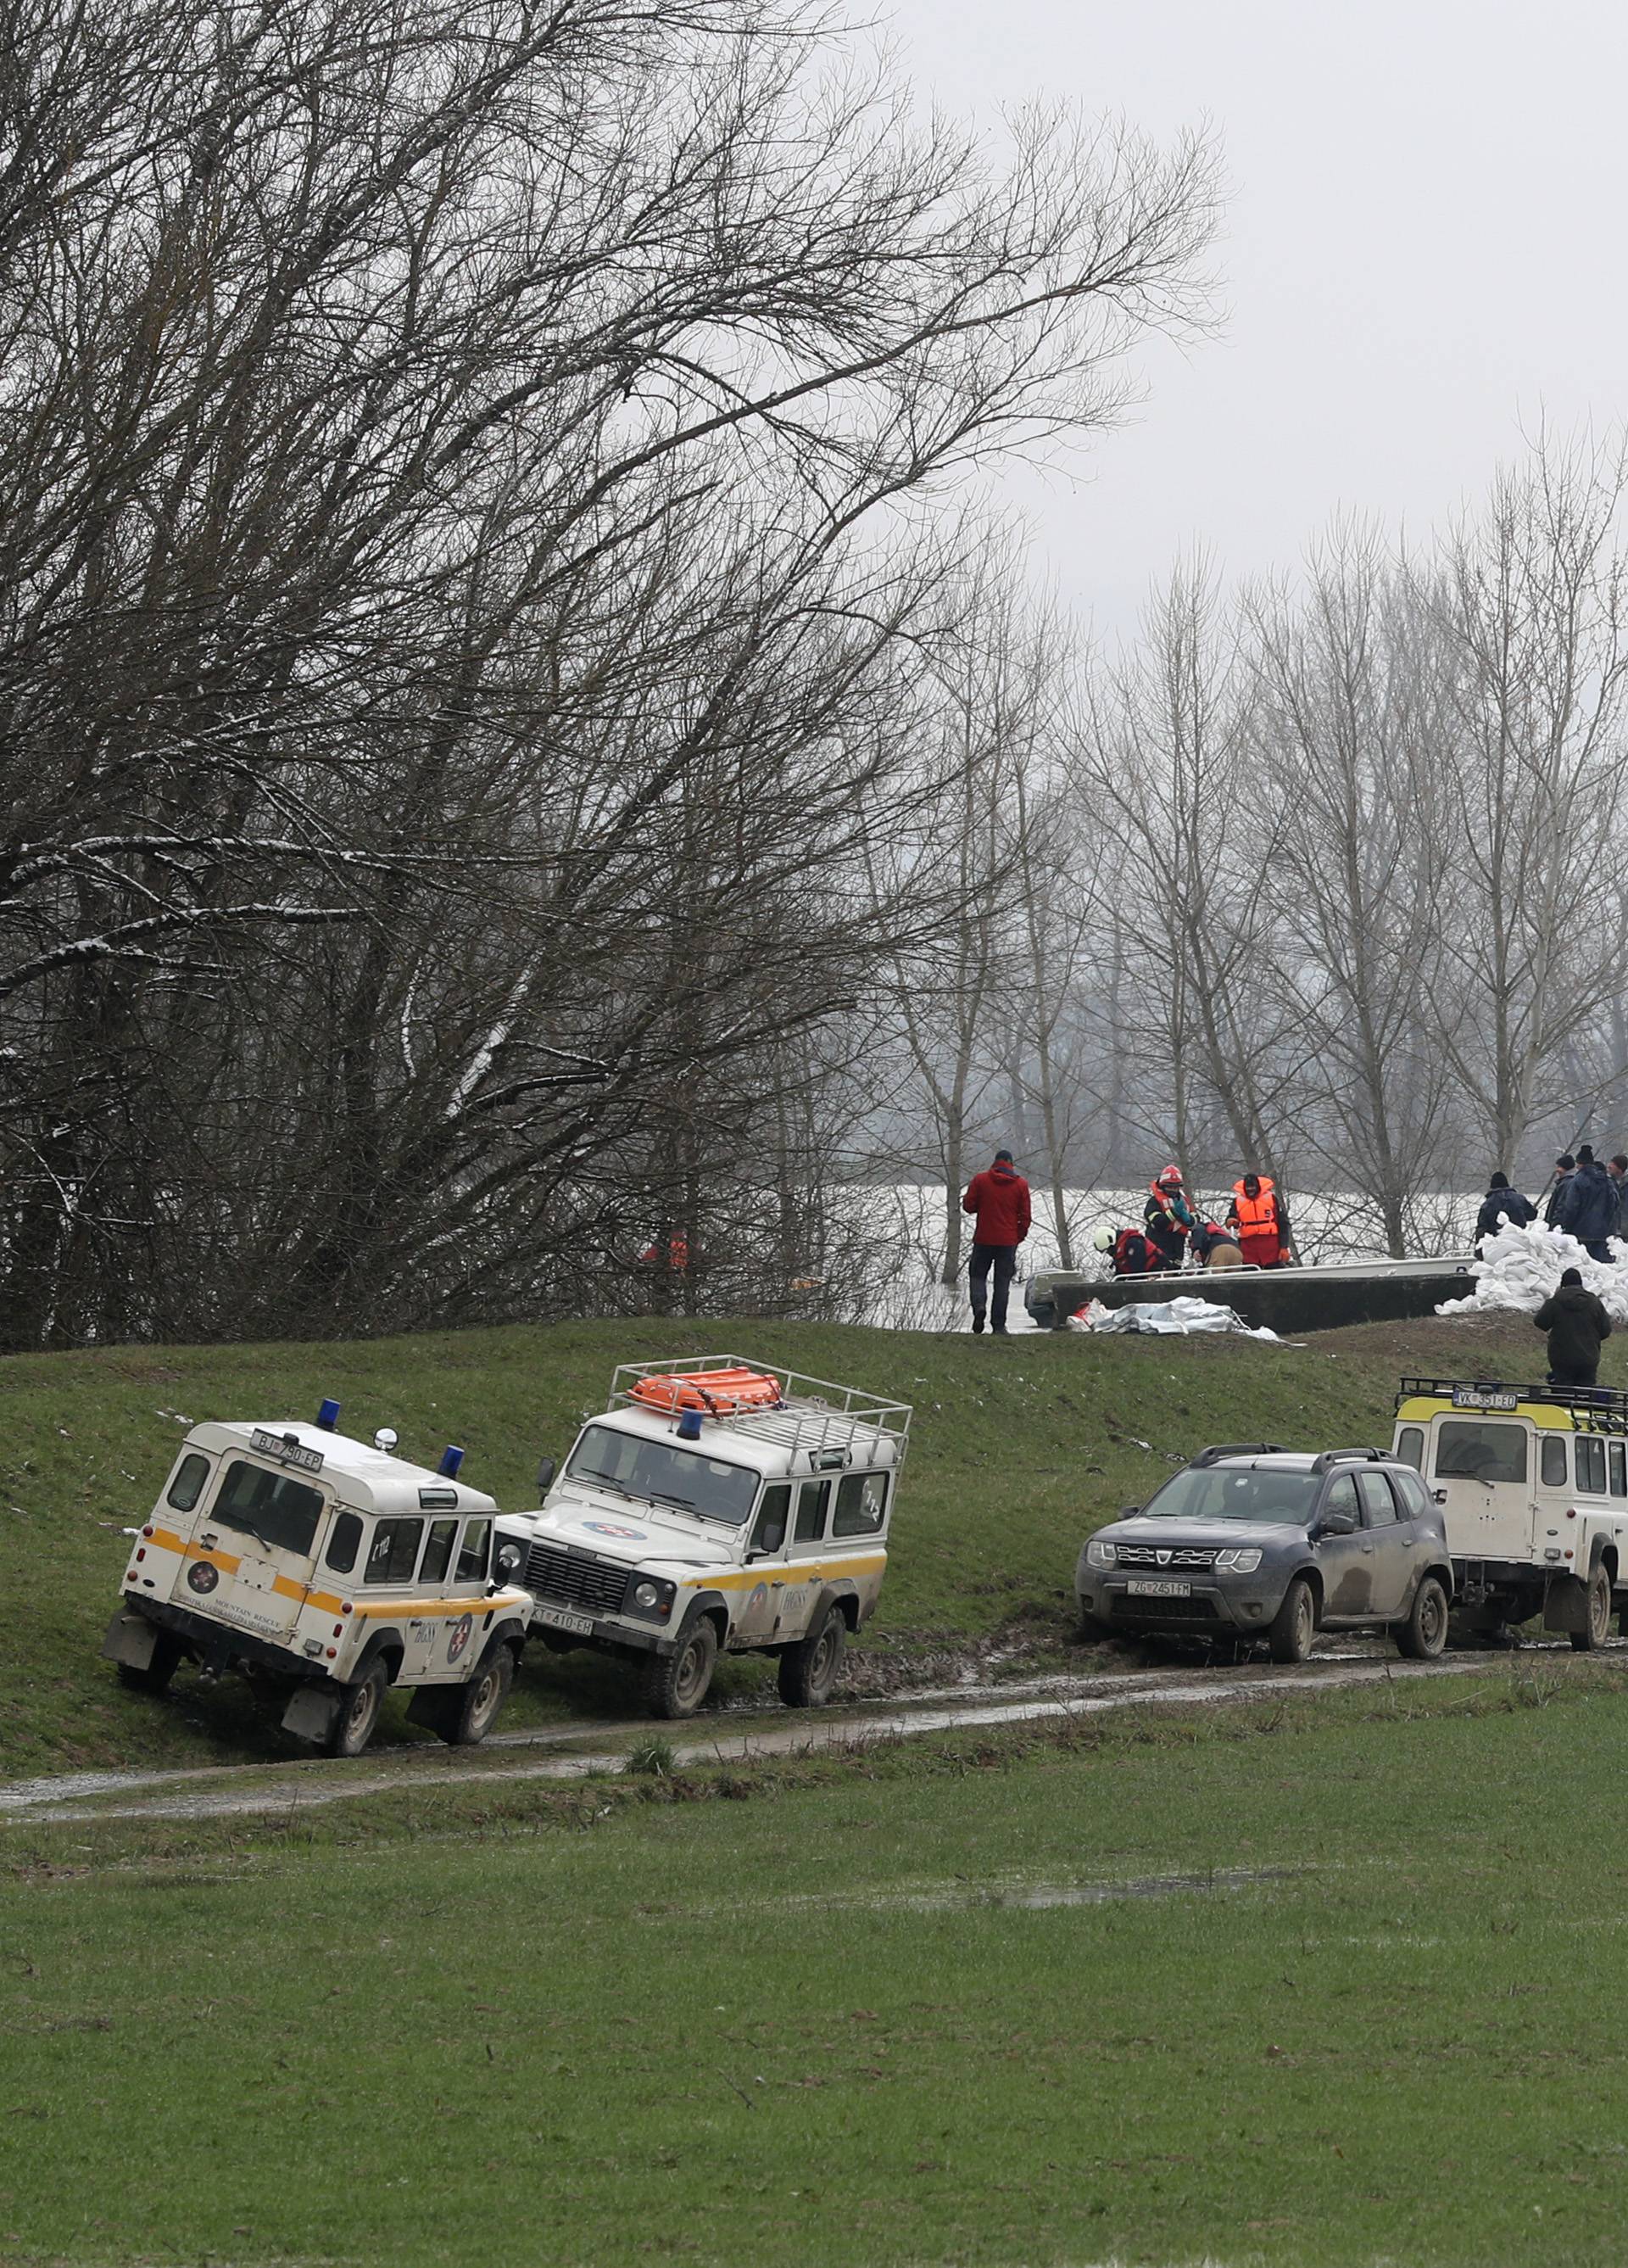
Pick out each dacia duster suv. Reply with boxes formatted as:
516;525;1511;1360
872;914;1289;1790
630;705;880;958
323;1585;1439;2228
1077;1443;1454;1661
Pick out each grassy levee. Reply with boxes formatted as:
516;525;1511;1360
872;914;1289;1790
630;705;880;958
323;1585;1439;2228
2;1307;1577;1777
7;1664;1628;2267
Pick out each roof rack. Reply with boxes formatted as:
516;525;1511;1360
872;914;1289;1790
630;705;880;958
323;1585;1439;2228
1311;1446;1390;1470
609;1355;912;1467
1397;1375;1628;1427
1190;1442;1288;1466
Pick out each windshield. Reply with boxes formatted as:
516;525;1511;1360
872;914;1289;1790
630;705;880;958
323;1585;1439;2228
208;1458;324;1556
1139;1466;1320;1525
565;1424;761;1526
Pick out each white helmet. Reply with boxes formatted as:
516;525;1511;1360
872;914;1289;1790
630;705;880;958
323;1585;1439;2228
1092;1224;1115;1253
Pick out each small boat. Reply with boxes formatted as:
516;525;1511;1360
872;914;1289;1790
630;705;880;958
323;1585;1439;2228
1023;1254;1477;1335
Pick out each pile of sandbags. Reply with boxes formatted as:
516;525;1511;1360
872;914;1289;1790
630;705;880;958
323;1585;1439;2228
1436;1219;1628;1324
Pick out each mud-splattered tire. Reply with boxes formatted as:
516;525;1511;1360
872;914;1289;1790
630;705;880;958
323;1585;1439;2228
778;1605;847;1709
116;1634;183;1695
644;1619;718;1720
327;1661;387;1757
1571;1565;1613;1652
451;1648;514;1746
1396;1574;1449;1660
1267;1577;1316;1664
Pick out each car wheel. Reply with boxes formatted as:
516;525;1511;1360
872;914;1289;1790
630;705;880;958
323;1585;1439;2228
116;1634;183;1695
1395;1573;1449;1660
1571;1565;1613;1652
643;1618;718;1719
1267;1576;1315;1664
327;1661;387;1757
778;1604;847;1708
450;1647;514;1746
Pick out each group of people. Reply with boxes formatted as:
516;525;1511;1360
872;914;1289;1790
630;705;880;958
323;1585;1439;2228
1476;1145;1628;1263
1096;1165;1294;1280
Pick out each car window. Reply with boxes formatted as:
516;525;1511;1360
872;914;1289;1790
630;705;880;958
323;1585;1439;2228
456;1519;490;1583
1394;1427;1424;1471
794;1481;830;1543
1576;1437;1608;1495
1435;1422;1527;1485
1540;1436;1568;1488
1391;1469;1432;1522
325;1511;363;1574
166;1452;211;1514
364;1517;422;1584
419;1518;458;1584
832;1472;888;1539
1322;1472;1360;1522
751;1485;790;1556
210;1459;324;1557
1613;1442;1626;1499
1356;1472;1396;1526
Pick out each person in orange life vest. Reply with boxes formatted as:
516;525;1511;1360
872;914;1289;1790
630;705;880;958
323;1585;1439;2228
962;1148;1031;1334
1143;1166;1196;1267
1225;1173;1293;1268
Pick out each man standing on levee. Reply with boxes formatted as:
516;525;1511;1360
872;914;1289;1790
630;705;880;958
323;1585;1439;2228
962;1148;1031;1336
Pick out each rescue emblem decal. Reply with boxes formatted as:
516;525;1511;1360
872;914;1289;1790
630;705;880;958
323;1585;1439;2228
583;1521;645;1539
746;1583;769;1615
447;1613;474;1664
187;1561;220;1594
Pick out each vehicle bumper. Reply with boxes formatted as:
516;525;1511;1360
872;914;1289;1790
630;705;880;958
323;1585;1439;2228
526;1604;674;1657
103;1591;321;1681
1077;1573;1288;1634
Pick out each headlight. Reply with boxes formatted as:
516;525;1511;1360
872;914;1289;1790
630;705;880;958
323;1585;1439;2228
1215;1547;1262;1573
1085;1538;1118;1567
494;1541;526;1582
624;1573;677;1620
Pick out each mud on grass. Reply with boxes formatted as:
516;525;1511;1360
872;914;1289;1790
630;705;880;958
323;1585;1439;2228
8;1663;1628;2267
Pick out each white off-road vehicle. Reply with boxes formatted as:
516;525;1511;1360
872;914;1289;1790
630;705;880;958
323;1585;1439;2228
101;1402;532;1754
498;1356;912;1718
1392;1374;1628;1646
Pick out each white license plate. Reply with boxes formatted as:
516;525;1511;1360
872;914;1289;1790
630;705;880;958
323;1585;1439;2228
539;1606;594;1637
1126;1578;1191;1597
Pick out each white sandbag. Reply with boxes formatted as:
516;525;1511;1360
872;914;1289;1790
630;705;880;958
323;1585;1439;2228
1436;1219;1628;1324
1071;1294;1281;1343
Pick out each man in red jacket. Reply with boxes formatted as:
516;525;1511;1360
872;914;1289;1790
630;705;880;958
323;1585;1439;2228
962;1148;1032;1335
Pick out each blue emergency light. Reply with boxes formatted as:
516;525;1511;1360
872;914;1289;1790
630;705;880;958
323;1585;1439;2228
677;1408;704;1442
438;1444;465;1478
316;1397;341;1431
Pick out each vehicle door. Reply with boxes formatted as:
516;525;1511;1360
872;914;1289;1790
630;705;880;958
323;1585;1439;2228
828;1469;890;1624
735;1486;792;1644
354;1513;425;1667
180;1455;326;1640
778;1478;833;1641
399;1517;461;1679
1311;1472;1370;1621
1357;1471;1412;1616
1430;1418;1531;1560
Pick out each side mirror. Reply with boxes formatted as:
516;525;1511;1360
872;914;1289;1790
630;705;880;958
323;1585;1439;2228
1313;1511;1358;1539
1119;1505;1140;1519
1433;1488;1447;1505
535;1455;556;1494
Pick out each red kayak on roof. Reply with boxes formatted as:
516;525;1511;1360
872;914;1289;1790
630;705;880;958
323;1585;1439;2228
630;1369;783;1416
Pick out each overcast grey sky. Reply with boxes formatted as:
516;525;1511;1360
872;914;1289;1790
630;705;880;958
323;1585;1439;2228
889;0;1628;632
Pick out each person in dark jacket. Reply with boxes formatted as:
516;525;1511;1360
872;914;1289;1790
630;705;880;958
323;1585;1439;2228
1190;1219;1245;1269
1557;1148;1617;1262
1609;1154;1628;1239
1107;1226;1162;1277
1533;1267;1613;1388
1474;1171;1537;1254
1144;1166;1196;1268
962;1148;1031;1335
1544;1154;1576;1229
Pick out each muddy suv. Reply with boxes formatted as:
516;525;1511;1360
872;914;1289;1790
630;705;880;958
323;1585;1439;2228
1077;1443;1454;1661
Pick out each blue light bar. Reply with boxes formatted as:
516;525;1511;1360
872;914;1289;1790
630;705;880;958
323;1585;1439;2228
677;1408;704;1442
316;1398;341;1432
438;1444;465;1478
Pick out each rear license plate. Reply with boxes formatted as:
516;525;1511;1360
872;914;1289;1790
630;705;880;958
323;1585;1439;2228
1126;1579;1191;1597
539;1606;594;1637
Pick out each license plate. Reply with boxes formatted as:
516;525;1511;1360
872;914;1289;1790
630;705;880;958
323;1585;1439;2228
539;1606;594;1637
1126;1578;1191;1597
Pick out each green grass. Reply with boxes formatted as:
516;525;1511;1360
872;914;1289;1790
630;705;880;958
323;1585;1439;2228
2;1307;1586;1777
7;1662;1628;2266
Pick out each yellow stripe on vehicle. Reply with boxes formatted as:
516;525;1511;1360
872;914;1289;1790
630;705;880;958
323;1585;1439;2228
350;1587;529;1622
698;1554;886;1595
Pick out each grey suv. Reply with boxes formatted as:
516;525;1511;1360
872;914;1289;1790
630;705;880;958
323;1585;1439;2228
1076;1443;1454;1662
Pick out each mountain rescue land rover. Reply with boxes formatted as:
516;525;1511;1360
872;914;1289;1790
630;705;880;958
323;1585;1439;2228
101;1404;532;1755
497;1356;912;1718
1392;1376;1628;1647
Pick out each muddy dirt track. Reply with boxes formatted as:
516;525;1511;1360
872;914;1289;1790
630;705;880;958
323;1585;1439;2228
5;1640;1603;1830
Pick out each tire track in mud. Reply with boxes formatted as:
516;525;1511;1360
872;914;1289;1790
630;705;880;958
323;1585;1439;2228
0;1645;1568;1829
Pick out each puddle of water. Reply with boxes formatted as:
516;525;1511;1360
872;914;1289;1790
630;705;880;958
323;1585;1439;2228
893;1864;1305;1913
